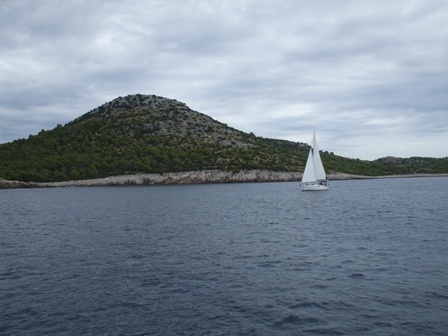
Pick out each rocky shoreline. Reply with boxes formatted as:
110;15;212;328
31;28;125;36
1;170;448;189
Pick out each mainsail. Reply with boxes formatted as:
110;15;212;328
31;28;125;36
301;132;327;183
312;133;326;180
301;149;316;183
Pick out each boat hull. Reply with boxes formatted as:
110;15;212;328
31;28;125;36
301;182;329;191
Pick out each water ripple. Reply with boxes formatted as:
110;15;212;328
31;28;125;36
1;178;448;335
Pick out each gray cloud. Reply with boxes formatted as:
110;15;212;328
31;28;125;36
1;0;447;160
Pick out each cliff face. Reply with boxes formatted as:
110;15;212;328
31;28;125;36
1;170;303;188
0;179;40;189
39;170;302;187
4;172;446;189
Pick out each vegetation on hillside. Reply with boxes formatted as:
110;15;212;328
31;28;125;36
0;94;447;182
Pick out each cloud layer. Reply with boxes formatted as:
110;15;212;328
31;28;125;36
1;0;447;160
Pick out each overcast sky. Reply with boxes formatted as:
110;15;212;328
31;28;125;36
1;0;447;160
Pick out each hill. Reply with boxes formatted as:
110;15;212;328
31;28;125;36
0;94;447;183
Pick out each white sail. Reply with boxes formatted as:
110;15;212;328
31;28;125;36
312;133;326;180
301;132;329;191
301;149;316;183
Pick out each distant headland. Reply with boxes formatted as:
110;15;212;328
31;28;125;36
1;94;447;185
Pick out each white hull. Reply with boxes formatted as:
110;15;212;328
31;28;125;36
301;182;329;191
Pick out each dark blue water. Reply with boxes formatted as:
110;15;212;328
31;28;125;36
1;177;448;335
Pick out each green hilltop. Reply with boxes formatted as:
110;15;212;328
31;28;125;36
0;94;447;182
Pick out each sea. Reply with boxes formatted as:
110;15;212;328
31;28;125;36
1;177;448;336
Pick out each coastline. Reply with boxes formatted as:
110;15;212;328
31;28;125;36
1;170;448;189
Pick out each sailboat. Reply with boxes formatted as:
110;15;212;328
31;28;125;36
301;132;329;191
